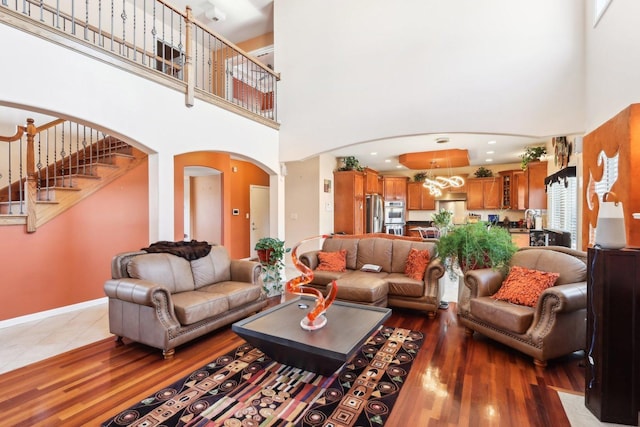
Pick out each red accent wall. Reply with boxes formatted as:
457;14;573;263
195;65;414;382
0;159;149;321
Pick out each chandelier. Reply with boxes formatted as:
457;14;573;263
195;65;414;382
422;175;465;197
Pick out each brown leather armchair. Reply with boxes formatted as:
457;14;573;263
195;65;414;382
458;246;587;367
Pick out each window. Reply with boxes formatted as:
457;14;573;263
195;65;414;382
594;0;612;27
549;176;578;249
156;40;184;80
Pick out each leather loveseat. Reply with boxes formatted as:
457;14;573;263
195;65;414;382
298;235;445;317
104;245;267;359
458;246;587;367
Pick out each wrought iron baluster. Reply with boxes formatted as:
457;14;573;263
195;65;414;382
45;128;50;201
88;128;93;175
121;0;127;56
75;122;80;178
132;0;136;61
84;0;88;40
81;126;87;176
36;132;42;195
110;0;114;51
18;129;24;214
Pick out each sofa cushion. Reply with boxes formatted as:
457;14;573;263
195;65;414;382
511;249;586;285
404;248;431;280
171;290;229;325
198;282;262;309
322;238;359;270
492;266;559;307
127;253;195;293
191;246;232;289
470;296;535;334
356;238;393;272
335;270;389;303
391;240;436;273
309;270;346;286
316;249;347;272
385;273;425;298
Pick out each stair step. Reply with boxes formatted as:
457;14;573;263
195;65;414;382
40;174;101;188
0;201;26;214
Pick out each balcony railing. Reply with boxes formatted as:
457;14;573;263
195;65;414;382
0;0;279;124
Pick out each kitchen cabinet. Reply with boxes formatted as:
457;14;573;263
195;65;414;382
466;177;501;210
383;176;407;202
364;168;380;194
407;182;436;210
500;170;525;210
498;164;546;210
334;170;364;234
524;161;547;209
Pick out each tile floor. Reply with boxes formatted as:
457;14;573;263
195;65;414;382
0;302;111;374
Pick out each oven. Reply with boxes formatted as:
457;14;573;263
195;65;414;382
384;201;405;224
385;224;405;235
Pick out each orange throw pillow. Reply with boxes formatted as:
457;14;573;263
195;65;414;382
404;248;431;280
492;266;560;307
316;249;347;272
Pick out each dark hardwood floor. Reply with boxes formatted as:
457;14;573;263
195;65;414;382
0;299;585;426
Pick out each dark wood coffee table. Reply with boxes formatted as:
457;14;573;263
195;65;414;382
232;296;391;375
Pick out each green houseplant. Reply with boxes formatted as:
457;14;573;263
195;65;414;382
436;222;517;277
255;237;291;296
473;166;493;178
431;209;453;235
337;156;364;172
520;146;547;170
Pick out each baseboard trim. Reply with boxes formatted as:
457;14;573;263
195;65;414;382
0;297;107;329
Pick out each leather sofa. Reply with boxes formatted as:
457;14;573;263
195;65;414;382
458;246;587;367
299;235;445;317
104;245;267;359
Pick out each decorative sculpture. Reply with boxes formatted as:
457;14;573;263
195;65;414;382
285;235;338;330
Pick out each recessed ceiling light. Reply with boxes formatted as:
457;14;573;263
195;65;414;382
396;164;403;169
486;150;495;154
435;137;449;144
486;158;493;162
384;159;391;163
370;152;377;156
488;140;497;145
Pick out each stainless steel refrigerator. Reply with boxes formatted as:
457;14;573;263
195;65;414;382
365;194;384;233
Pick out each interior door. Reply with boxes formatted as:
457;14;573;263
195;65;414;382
250;185;270;258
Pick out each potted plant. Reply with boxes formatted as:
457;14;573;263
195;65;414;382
255;237;290;296
473;166;493;178
431;208;453;235
520;146;547;170
436;222;517;277
413;171;428;182
337;156;364;172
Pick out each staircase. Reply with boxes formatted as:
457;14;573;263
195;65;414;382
0;135;146;230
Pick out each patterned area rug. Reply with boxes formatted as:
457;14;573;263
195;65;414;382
102;326;423;427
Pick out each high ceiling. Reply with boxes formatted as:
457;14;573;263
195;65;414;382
1;1;566;174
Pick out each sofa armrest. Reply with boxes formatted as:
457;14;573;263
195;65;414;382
230;259;262;284
424;258;446;300
529;282;587;340
104;278;181;329
464;268;504;298
300;250;320;270
104;278;169;306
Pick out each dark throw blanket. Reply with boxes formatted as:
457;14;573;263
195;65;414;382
142;240;212;261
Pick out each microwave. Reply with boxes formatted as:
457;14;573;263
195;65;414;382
384;201;405;224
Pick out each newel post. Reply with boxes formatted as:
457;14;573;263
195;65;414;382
184;6;194;107
25;118;37;233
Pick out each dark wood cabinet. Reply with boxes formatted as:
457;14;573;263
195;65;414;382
585;247;640;425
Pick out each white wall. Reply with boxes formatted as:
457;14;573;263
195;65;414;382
584;0;640;132
276;0;585;161
0;23;280;241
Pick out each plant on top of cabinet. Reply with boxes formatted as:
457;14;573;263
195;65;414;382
337;156;364;172
473;166;493;178
520;146;547;170
413;171;428;182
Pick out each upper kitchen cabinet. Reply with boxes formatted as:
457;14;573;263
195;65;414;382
334;170;365;234
364;168;380;194
466;177;501;210
500;169;525;210
383;176;408;202
524;161;548;209
407;182;436;210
